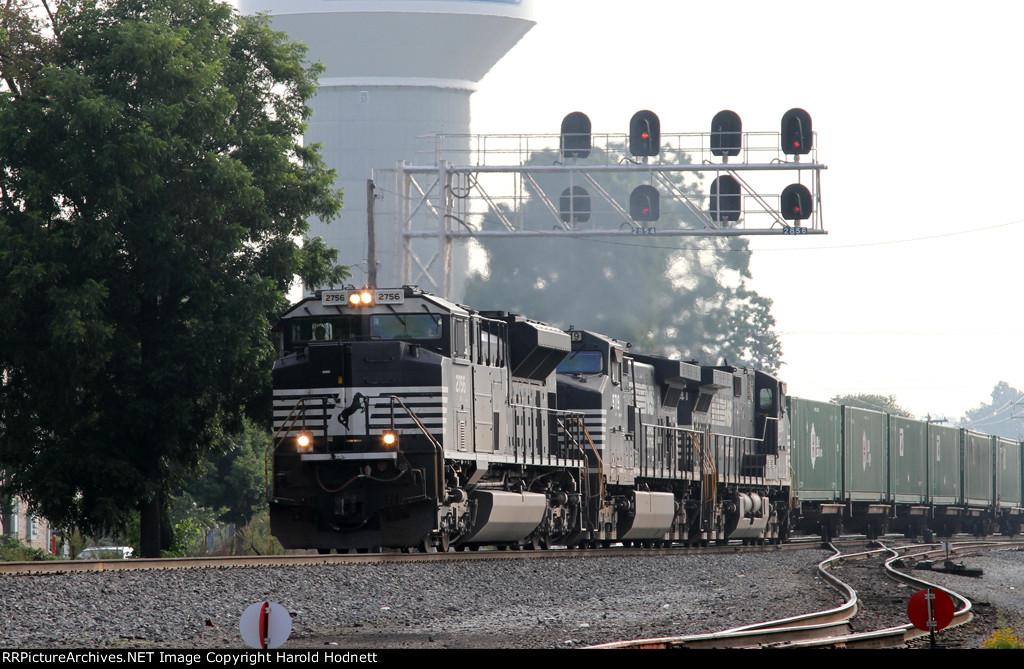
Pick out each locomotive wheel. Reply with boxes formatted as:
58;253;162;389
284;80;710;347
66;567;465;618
439;533;450;553
419;537;437;553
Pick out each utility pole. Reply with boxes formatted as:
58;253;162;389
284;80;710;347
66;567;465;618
367;179;377;288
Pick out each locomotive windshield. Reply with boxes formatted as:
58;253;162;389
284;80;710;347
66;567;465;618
288;316;361;344
286;314;444;347
557;350;603;374
369;314;443;340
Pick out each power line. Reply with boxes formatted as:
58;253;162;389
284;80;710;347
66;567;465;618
755;218;1024;252
475;216;1024;254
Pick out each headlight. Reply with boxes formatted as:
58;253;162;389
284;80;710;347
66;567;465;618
381;431;397;448
296;433;313;452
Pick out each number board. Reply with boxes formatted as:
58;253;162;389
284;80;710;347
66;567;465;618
320;289;405;306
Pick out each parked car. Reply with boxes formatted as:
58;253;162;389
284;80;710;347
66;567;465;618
76;546;134;560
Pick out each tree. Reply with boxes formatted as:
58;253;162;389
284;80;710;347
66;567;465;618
182;418;268;528
829;394;914;418
463;146;782;372
0;0;346;556
960;381;1024;439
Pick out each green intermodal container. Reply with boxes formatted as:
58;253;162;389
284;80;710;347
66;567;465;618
995;437;1022;509
927;423;961;505
843;407;887;502
962;430;994;508
889;416;927;504
789;397;841;501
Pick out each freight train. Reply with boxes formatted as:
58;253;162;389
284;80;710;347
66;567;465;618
789;397;1023;540
268;286;1023;551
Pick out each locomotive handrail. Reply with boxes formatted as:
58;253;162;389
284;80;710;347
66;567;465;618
648;422;719;532
695;433;718;535
557;413;602;540
382;394;443;451
384;394;444;502
563;416;603;496
266;395;334;503
556;415;605;541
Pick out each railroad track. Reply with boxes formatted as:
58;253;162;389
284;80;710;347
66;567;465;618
0;533;986;576
589;538;1024;649
0;538;818;575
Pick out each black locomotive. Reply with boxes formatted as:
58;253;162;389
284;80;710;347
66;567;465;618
269;286;791;552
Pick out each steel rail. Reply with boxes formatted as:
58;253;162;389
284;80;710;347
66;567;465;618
590;542;859;649
0;538;819;576
588;539;1024;649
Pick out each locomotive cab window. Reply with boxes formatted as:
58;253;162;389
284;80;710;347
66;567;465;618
611;347;624;385
557;350;603;374
759;387;776;414
287;316;360;347
370;314;443;340
451;316;470;359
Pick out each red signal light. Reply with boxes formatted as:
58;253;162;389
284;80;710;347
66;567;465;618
781;183;812;221
629;110;660;157
781;109;812;156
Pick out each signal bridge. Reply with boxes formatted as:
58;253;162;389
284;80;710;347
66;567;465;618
369;110;827;296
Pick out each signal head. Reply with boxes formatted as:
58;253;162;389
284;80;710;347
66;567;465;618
781;108;813;156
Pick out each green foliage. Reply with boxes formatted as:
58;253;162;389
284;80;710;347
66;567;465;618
0;0;347;555
165;492;222;557
960;382;1024;439
235;509;283;556
0;535;54;561
182;419;268;527
66;527;87;559
830;393;914;418
982;626;1024;649
463;146;782;372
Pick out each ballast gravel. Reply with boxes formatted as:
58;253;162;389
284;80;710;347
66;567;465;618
1;547;1020;649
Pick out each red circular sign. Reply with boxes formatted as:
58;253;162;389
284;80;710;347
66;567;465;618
907;588;956;632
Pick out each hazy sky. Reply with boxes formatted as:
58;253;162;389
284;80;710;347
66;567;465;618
468;0;1024;422
232;1;1024;422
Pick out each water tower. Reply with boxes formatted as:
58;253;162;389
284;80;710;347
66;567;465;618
236;0;536;293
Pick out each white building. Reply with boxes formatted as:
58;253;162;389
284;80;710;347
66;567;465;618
236;0;536;293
